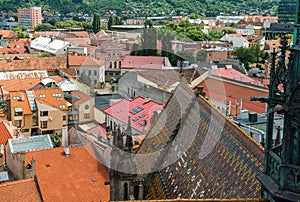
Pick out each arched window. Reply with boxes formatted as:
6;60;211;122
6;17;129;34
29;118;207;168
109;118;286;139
123;183;129;200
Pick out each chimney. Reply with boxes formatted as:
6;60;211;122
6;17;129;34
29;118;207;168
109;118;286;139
144;97;151;104
23;157;36;179
64;146;70;156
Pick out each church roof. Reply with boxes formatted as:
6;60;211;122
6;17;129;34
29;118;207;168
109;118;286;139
136;81;264;199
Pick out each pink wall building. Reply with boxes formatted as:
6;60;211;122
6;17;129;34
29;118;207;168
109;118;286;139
17;7;42;29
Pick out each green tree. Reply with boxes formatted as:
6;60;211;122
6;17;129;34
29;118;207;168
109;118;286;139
176;50;196;64
78;71;91;86
50;133;61;148
92;13;101;33
196;49;207;62
34;23;54;31
48;18;58;26
39;52;55;57
141;20;157;56
231;47;256;70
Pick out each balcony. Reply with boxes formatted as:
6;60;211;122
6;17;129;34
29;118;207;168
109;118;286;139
68;110;79;116
68;120;79;125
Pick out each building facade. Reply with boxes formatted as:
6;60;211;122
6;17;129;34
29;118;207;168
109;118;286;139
17;7;42;29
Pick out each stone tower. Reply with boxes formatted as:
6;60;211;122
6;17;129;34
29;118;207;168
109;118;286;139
110;117;144;201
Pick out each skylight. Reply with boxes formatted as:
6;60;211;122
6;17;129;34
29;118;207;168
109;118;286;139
39;94;46;98
132;117;139;121
130;107;143;114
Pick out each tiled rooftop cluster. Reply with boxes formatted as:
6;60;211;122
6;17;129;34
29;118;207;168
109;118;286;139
137;82;264;199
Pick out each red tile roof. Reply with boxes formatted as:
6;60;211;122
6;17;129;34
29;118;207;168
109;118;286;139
199;77;268;114
34;88;68;111
0;30;16;39
0;178;42;202
211;68;268;88
68;55;105;67
103;96;163;133
0;122;13;145
10;91;32;115
0;56;67;71
26;146;110;202
121;56;166;69
0;40;27;54
70;90;91;107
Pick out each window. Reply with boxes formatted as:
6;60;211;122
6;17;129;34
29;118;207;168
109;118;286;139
88;71;91;76
14;107;23;116
15;120;22;128
94;70;97;76
63;115;66;121
85;105;89;110
40;111;48;116
39;94;46;98
41;121;47;129
84;113;90;119
57;97;62;101
59;105;65;109
13;96;20;100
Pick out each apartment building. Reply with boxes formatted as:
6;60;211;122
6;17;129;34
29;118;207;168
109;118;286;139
17;7;42;29
9;88;69;136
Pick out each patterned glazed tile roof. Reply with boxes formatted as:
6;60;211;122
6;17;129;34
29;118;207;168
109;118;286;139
33;88;68;111
103;96;163;133
0;178;42;202
136;81;264;199
26;146;110;202
8;135;53;153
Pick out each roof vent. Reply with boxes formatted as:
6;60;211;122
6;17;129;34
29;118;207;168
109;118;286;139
64;146;70;156
92;178;97;182
46;163;51;168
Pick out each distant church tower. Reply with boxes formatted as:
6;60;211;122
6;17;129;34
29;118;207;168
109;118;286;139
252;2;300;201
110;117;144;201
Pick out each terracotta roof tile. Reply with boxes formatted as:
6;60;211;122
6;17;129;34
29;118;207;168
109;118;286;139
0;178;42;202
199;77;268;114
0;30;16;38
68;55;105;67
33;88;68;111
0;79;42;92
0;122;13;145
0;56;67;71
70;90;91;107
10;91;32;115
26;146;110;202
